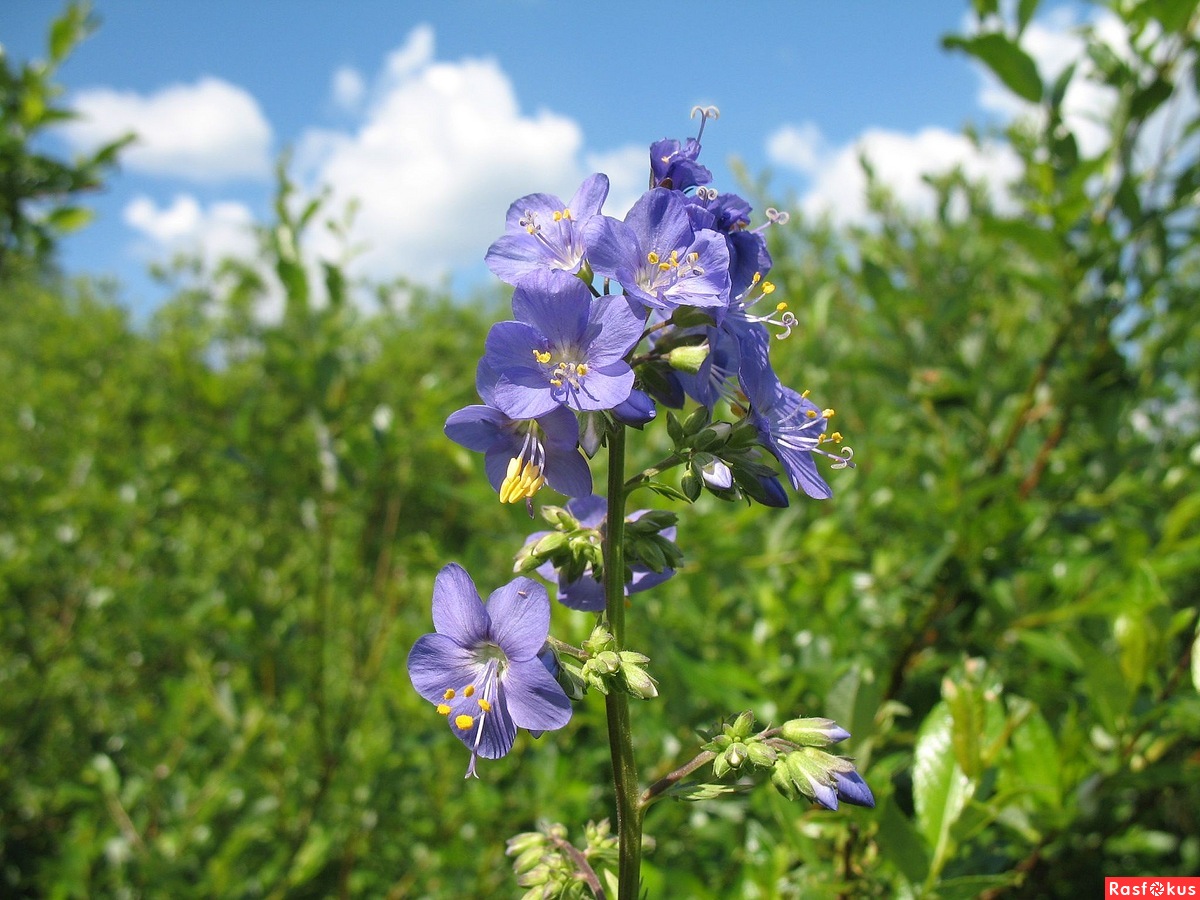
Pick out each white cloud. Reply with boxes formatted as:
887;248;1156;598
62;77;272;181
331;67;366;113
767;123;1020;224
294;25;646;284
124;194;258;266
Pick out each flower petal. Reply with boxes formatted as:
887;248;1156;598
484;576;550;660
502;657;573;732
407;632;480;704
448;688;517;761
444;405;507;452
431;563;490;644
834;770;875;808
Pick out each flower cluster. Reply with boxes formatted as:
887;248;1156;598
415;109;862;781
446;105;854;514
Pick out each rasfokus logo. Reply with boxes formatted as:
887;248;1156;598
1106;878;1200;896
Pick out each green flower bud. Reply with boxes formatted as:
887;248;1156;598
726;741;749;768
539;505;577;529
530;530;569;557
771;759;798;800
596;650;621;674
747;741;778;768
780;717;851;747
667;342;710;374
712;753;731;779
583;626;615;656
730;710;756;739
621;660;659;699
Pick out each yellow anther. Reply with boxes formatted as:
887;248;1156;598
805;409;818;419
562;207;572;220
822;408;835;419
761;281;775;295
526;225;536;235
658;261;672;272
647;251;660;265
553;211;563;222
533;349;552;364
549;377;562;387
575;363;589;376
478;698;492;712
436;704;451;716
801;389;811;398
775;301;788;312
501;460;545;504
443;688;456;700
752;272;762;285
830;431;843;443
463;684;475;697
455;714;474;730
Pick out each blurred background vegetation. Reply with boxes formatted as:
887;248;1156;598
2;2;1198;897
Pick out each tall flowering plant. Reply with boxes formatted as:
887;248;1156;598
409;108;869;898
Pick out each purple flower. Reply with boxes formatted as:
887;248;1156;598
527;495;676;612
647;106;720;192
649;137;711;192
583;189;731;315
480;269;645;419
739;331;852;500
831;770;876;809
407;564;572;777
485;174;610;285
444;397;591;504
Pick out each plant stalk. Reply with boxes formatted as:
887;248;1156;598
603;424;642;899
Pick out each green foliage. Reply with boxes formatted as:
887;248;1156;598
2;1;1199;897
0;2;131;275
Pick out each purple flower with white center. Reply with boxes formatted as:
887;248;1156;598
407;563;572;777
583;188;731;316
527;494;676;612
486;174;610;286
739;330;854;500
444;395;591;505
480;269;645;420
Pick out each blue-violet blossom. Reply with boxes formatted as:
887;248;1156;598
485;174;610;286
583;188;731;316
407;563;572;777
444;390;591;504
739;331;854;500
481;269;644;419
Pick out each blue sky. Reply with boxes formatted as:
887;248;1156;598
5;1;1094;314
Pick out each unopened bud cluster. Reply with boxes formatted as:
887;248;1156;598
577;626;658;699
702;713;874;811
507;820;618;900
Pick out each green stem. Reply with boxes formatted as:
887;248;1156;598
603;423;642;900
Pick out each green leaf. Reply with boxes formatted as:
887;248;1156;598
663;781;745;802
935;874;1022;899
1008;706;1062;812
875;798;930;885
913;702;975;879
1016;0;1040;33
943;675;986;780
944;33;1043;103
48;2;90;65
45;205;93;233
